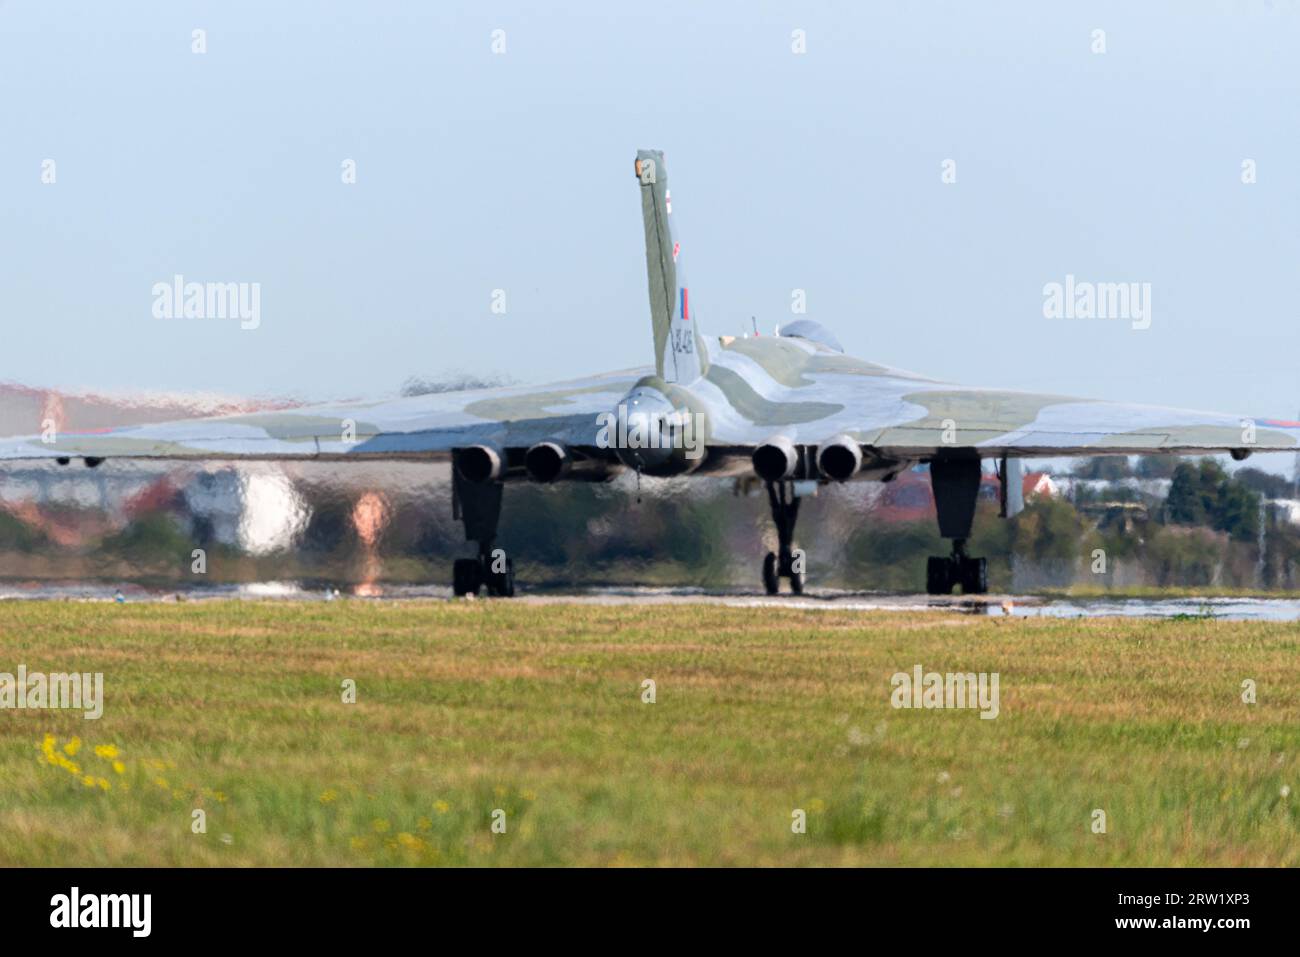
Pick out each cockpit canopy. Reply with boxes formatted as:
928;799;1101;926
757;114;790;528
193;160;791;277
779;319;844;353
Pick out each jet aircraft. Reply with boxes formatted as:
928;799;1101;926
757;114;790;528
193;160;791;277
3;150;1298;597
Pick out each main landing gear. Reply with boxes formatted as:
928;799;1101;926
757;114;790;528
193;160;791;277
451;548;515;598
926;540;987;596
451;453;515;597
925;455;988;595
763;480;805;595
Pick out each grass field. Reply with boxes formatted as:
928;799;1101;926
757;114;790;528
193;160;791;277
0;600;1297;866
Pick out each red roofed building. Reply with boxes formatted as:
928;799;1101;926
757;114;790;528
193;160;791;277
874;466;1055;524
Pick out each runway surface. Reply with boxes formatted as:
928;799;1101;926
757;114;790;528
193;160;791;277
1;581;1299;620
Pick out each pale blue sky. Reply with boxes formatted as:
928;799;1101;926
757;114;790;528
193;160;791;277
2;2;1298;445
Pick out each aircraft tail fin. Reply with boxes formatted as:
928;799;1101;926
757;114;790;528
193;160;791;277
635;149;708;383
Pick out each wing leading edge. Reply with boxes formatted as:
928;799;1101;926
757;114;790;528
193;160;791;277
3;360;1297;463
0;371;643;462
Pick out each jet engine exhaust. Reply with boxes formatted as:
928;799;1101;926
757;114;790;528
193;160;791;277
752;437;798;482
817;436;863;482
455;445;503;483
525;441;569;482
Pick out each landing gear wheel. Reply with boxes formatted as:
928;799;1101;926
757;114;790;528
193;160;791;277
926;554;987;595
453;558;482;597
926;556;952;595
762;552;780;595
789;565;805;595
960;556;987;595
485;557;515;597
762;480;809;596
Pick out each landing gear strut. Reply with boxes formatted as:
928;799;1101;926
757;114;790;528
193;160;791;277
926;456;988;595
763;480;805;595
451;453;515;598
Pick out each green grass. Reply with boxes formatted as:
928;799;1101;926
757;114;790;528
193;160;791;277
0;600;1297;866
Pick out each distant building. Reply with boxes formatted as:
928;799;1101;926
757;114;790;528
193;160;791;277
978;469;1056;504
874;465;1056;523
1077;501;1151;534
182;466;309;554
1266;498;1300;526
0;461;307;555
1023;471;1057;499
1055;476;1171;500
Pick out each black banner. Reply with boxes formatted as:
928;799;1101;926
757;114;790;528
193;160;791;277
0;867;1287;942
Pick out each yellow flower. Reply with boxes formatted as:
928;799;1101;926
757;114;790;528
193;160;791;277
416;816;432;831
434;800;450;814
48;752;80;775
521;790;537;802
809;798;826;813
40;734;56;754
319;789;339;805
213;791;228;803
112;761;126;775
349;836;370;851
63;737;81;757
372;818;390;833
396;832;421;849
154;777;169;790
93;744;119;759
81;775;96;787
97;778;111;791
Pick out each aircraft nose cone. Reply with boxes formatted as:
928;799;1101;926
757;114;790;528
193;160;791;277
611;388;675;471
